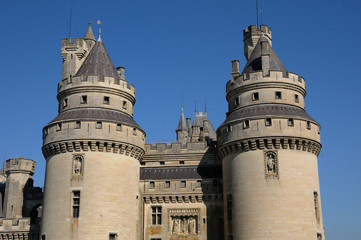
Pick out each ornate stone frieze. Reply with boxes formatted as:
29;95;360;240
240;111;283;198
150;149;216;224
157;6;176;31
218;137;321;158
42;140;144;161
168;208;200;236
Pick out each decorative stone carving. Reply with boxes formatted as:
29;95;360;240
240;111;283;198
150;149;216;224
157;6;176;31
72;154;84;180
168;208;200;236
264;151;278;179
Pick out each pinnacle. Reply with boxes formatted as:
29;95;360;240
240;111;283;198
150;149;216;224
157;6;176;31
84;21;96;42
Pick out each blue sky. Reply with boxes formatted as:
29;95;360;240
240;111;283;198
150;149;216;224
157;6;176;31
1;0;360;239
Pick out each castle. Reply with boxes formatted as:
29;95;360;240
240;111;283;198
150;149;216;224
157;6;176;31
0;23;325;240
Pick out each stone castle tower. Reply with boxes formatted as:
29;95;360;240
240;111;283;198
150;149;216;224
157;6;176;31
41;23;145;239
217;25;325;239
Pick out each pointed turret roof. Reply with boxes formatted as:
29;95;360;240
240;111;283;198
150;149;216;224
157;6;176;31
84;21;96;42
176;107;187;131
191;112;217;140
242;35;288;77
75;40;120;82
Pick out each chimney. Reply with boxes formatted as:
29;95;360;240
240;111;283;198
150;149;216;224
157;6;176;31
261;40;270;76
117;66;126;80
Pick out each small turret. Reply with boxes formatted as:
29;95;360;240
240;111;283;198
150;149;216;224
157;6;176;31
3;157;35;219
84;21;96;49
176;106;188;143
243;25;272;60
61;22;96;81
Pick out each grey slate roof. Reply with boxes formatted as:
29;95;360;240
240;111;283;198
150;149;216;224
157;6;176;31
47;108;142;130
221;104;316;126
190;112;217;140
140;166;222;180
84;22;96;41
75;40;120;82
176;111;187;131
242;35;288;77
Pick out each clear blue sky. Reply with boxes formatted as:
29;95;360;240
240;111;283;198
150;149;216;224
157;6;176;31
1;0;360;239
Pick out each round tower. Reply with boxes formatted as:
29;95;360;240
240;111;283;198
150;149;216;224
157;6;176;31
41;25;145;240
217;25;325;240
3;157;35;219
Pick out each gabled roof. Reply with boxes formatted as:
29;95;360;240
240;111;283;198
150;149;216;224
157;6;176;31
75;41;120;82
242;35;288;77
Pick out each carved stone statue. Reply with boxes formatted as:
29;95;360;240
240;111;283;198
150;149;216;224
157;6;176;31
172;218;180;234
73;156;82;175
266;154;275;173
189;217;196;234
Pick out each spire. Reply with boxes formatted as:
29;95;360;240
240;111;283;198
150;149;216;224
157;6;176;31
75;41;120;82
242;34;288;77
84;21;96;42
176;105;187;131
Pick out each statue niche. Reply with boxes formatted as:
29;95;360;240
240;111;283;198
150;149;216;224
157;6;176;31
264;151;278;179
72;154;84;180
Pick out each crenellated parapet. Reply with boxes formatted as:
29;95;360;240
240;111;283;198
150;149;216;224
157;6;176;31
5;157;35;175
226;69;306;111
143;141;219;166
57;74;136;116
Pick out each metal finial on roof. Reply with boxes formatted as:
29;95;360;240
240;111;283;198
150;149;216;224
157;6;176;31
194;99;197;113
97;19;102;41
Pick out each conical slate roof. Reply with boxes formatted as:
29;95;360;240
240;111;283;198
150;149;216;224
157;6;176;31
242;35;288;77
176;110;187;131
84;22;96;41
75;40;120;82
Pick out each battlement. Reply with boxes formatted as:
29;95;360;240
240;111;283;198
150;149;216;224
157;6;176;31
226;70;305;95
58;75;136;96
5;157;35;175
61;38;85;49
145;141;208;153
243;25;272;60
243;25;272;40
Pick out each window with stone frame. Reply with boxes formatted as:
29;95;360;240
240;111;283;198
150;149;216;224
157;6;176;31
165;181;170;188
180;180;186;188
109;233;117;240
81;95;87;104
252;92;259;101
72;191;80;218
151;206;162;225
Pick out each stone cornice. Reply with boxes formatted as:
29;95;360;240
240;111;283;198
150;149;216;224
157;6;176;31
42;140;145;161
218;136;321;158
